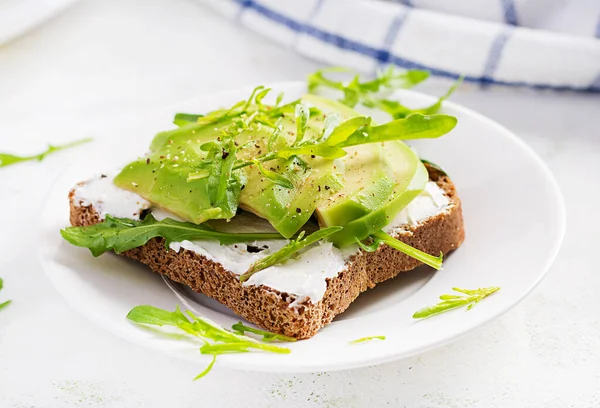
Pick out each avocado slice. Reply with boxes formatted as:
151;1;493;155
304;94;428;247
114;93;427;242
236;111;343;238
114;121;242;223
114;105;342;236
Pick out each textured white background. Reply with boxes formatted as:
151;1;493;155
0;0;599;407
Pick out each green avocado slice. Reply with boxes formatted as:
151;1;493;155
114;122;243;224
114;92;428;241
305;95;428;247
236;111;343;238
114;103;342;236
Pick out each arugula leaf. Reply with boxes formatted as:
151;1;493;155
358;230;444;270
231;322;297;342
294;103;310;145
0;137;92;168
0;277;10;311
415;76;463;115
240;226;343;282
127;305;197;335
308;66;430;109
321;113;341;142
60;214;284;257
413;286;500;319
200;341;291;354
324;116;372;146
251;160;294;189
173;113;204;127
307;66;347;93
349;336;386;344
330;114;457;148
234;113;454;171
194;355;217;380
376;76;464;119
275;143;347;160
200;135;243;217
307;67;462;120
127;305;291;379
308;66;428;96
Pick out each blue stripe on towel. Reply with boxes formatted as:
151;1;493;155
482;28;512;83
232;0;598;92
383;10;408;53
595;14;600;38
291;0;327;51
500;0;518;26
378;9;409;67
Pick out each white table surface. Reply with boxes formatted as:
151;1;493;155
0;0;599;407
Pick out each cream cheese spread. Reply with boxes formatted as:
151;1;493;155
73;174;450;305
72;172;150;220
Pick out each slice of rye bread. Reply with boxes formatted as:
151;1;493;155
68;165;464;339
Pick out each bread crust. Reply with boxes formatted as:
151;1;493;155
68;166;464;339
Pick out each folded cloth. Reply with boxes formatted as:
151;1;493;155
198;0;600;92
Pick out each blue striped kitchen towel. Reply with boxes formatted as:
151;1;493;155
198;0;600;92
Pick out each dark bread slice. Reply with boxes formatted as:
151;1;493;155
68;165;464;339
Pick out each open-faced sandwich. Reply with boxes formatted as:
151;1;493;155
62;69;465;341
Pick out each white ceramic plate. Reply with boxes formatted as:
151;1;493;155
39;82;565;373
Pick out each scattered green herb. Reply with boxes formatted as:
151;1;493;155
252;159;294;189
307;66;430;104
198;132;244;219
308;67;462;119
349;336;386;344
0;137;92;168
232;113;456;171
173;113;204;127
127;305;290;379
294;103;310;145
0;277;10;311
232;322;297;342
413;286;501;319
60;214;284;257
240;226;343;282
356;230;443;270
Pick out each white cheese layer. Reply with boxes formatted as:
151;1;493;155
72;173;150;220
72;175;451;305
384;181;450;231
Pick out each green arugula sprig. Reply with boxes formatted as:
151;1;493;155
231;322;297;342
356;230;443;270
60;214;284;257
232;114;457;172
0;277;11;311
240;226;343;282
127;305;290;379
349;336;386;344
308;66;462;119
152;86;310;150
173;113;203;127
172;84;456;197
0;137;92;168
413;286;501;319
308;66;429;107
